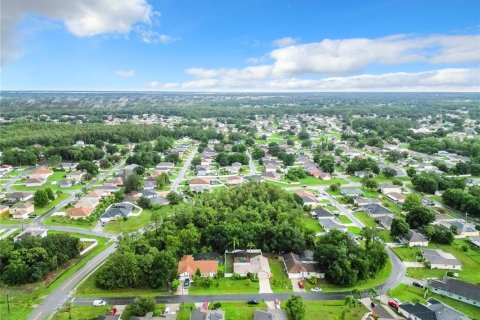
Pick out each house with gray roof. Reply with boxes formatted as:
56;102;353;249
428;277;480;307
403;229;429;247
100;202;136;223
253;309;287;320
340;188;363;197
319;218;347;232
311;207;334;219
361;203;393;217
398;298;468;320
422;249;462;270
190;308;225;320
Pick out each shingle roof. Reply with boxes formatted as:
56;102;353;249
428;277;480;302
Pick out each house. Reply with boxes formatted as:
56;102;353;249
379;184;402;195
386;192;406;204
319;218;348;232
60;162;78;170
58;179;73;188
355;197;381;206
435;219;479;237
282;252;324;279
311;207;334;219
263;160;281;173
177;255;218;280
85;190;110;200
225;163;241;174
354;171;376;178
156;162;174;172
100;202;136;223
0;205;9;216
318;172;332;181
190;308;225;320
25;177;47;187
261;171;282;181
467;235;480;249
75;140;85;147
361;203;394;217
150;196;169;206
233;251;271;278
340;188;363;197
189;178;211;192
398;299;468;320
308;168;322;178
76;197;100;208
295;190;318;206
66;207;95;219
121;164;139;178
10;202;34;219
376;215;394;230
29;168;53;180
144;176;157;189
13;228;47;242
139;189;157;199
104;176;123;186
225;176;244;186
253;309;288;320
422;249;462;270
403;229;429;247
428;277;480;307
66;171;85;183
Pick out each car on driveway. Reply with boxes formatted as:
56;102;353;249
247;300;259;305
93;300;107;306
412;281;424;288
297;280;305;289
310;287;322;292
184;278;190;288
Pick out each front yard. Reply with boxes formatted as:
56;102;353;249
103;206;174;234
268;258;292;293
302;216;325;234
188;277;260;294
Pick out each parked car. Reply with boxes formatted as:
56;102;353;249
184;279;190;288
93;300;107;306
247;300;259;305
412;281;424;288
310;287;322;292
164;307;171;315
297;280;305;289
388;300;399;310
28;214;37;219
370;302;376;308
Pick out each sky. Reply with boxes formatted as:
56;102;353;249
1;0;479;92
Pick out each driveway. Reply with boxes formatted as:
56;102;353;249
259;274;273;294
290;279;306;293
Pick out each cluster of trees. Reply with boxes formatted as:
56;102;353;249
215;152;248;166
96;183;313;290
351;117;417;142
409;137;480;157
155;173;170;189
346;157;380;175
411;172;466;194
127;151;161;168
77;160;99;176
314;229;388;285
33;188;56;207
286;167;307;181
251;147;265;160
442;187;480;217
0;234;81;285
267;142;296;166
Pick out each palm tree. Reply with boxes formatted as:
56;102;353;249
115;215;123;232
344;295;357;309
247;241;255;259
65;301;73;319
352;288;362;299
232;237;239;252
368;288;378;300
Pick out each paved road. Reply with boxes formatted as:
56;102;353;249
171;145;197;192
246;149;256;176
28;243;117;320
3;167;35;191
72;291;350;306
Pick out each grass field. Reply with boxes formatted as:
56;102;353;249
34;193;71;215
279;300;368;320
353;211;377;228
103;206;173;233
52;306;108;320
269;259;292;293
189;277;260;294
388;284;480;319
302;216;325;233
0;232;111;320
337;215;352;224
11;171;84;192
177;301;268;320
347;226;361;235
43;215;96;229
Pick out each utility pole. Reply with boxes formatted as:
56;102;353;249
6;292;10;314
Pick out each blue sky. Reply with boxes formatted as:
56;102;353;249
1;0;479;91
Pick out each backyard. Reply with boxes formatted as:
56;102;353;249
268;258;292;293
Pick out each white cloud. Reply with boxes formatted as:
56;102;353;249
272;37;297;48
146;68;480;92
1;0;174;66
136;26;177;44
116;70;135;78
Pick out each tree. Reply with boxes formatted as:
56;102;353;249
65;301;73;320
406;167;417;178
99;158;112;169
134;166;146;176
125;174;142;193
137;196;151;209
127;297;155;317
344;295;357;309
47;155;62;168
156;173;170;189
283;154;295;167
165;152;180;164
363;178;378;190
45;188;55;201
285;295;305;320
251;147;265;160
390;218;410;238
406;206;435;229
166;192;182;205
34;189;49;207
403;194;423;213
231;237;239;251
298;131;310;140
382;167;397;178
77;160;99;176
320;158;335;174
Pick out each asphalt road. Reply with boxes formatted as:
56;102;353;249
171;145;198;192
28;243;117;320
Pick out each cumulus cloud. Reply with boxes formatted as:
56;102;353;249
272;37;297;48
136;26;177;44
116;70;135;78
146;68;480;92
1;0;172;66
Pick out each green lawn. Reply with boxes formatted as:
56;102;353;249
302;216;325;233
52;306;108;320
189;277;260;294
0;232;111;320
297;176;347;186
347;226;361;235
381;198;403;215
11;171;69;192
269;259;292;293
103;206;173;234
34;193;71;215
317;259;392;292
177;302;268;320
392;246;423;262
388;284;480;319
337;215;352;224
354;211;377;228
43;215;97;229
280;300;368;320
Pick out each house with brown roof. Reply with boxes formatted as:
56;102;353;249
189;178;211;192
282;252;324;279
66;207;95;219
66;170;85;183
29;168;53;180
10;202;34;219
177;255;218;280
225;176;244;186
295;190;318;206
25;177;47;187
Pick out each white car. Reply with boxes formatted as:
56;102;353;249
93;299;107;306
310;287;322;292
